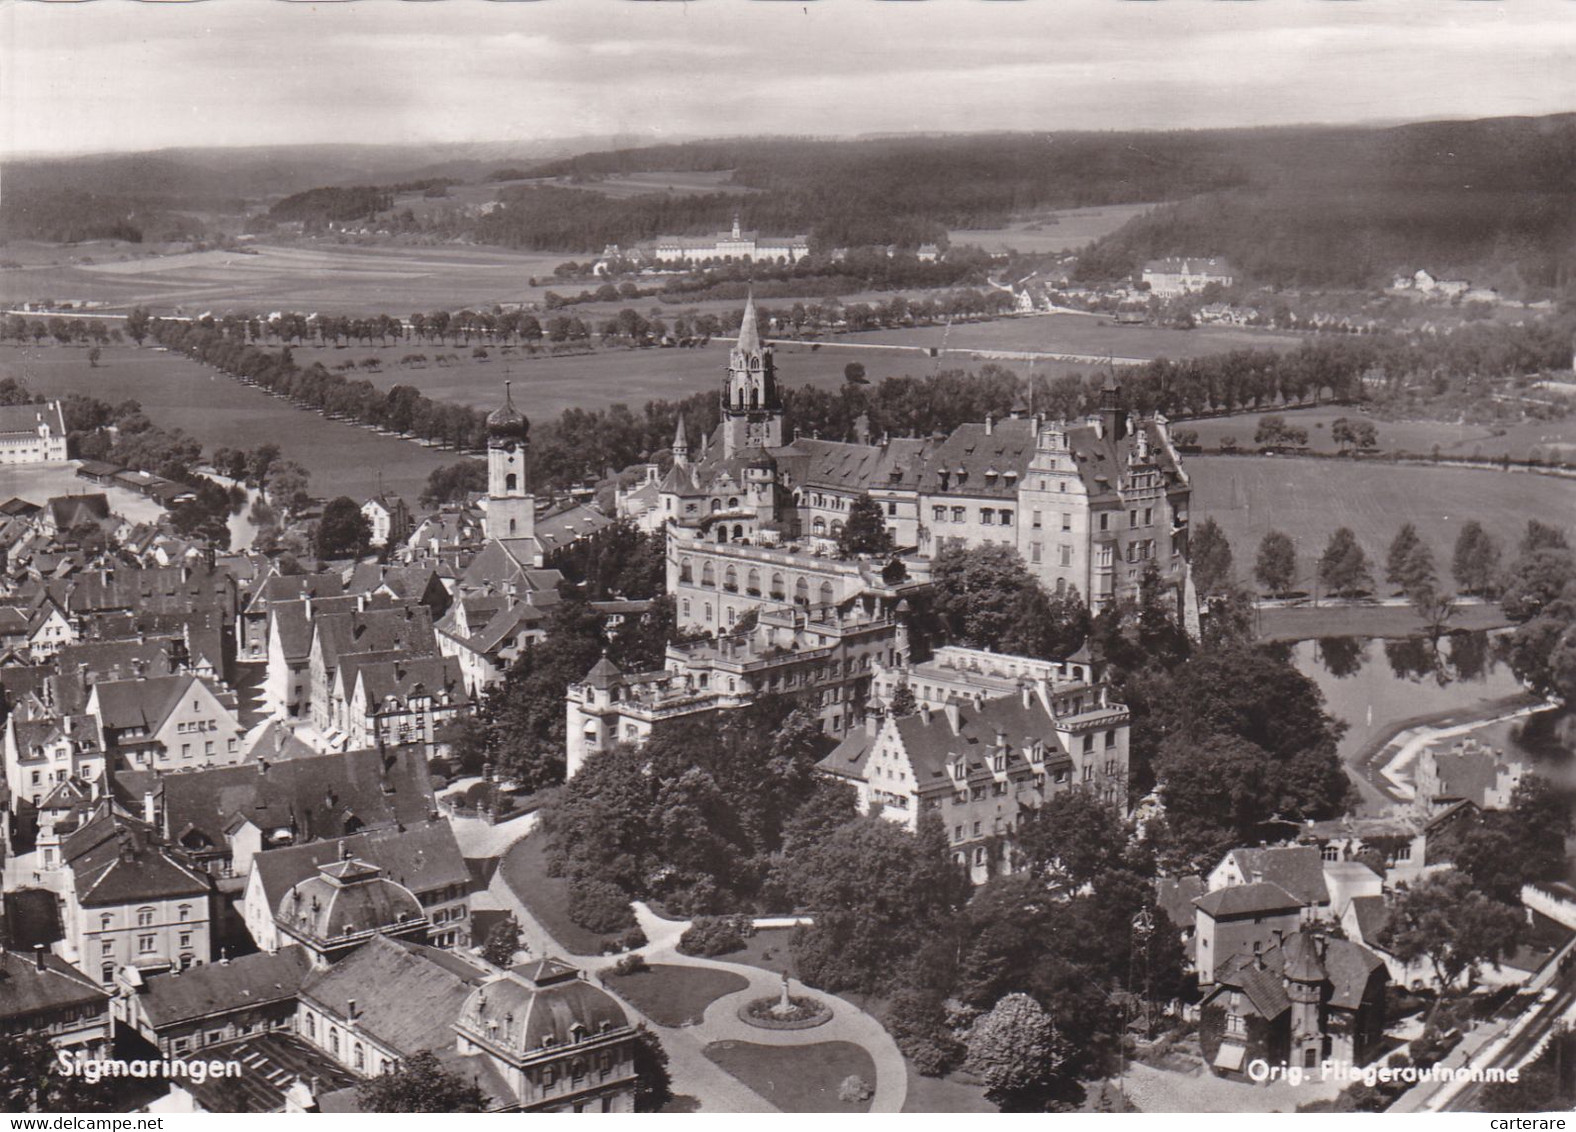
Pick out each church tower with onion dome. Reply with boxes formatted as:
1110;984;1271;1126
720;291;783;458
485;380;534;542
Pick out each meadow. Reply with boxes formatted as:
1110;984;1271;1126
841;313;1305;364
0;344;455;503
1183;404;1576;466
1190;455;1572;591
1;241;566;316
947;202;1159;255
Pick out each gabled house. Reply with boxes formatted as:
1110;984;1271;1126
336;653;470;756
0;946;110;1057
116;945;314;1058
306;606;438;736
5;712;104;811
818;680;1130;884
272;856;430;965
87;673;243;773
60;805;213;985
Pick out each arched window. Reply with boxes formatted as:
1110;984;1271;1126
728;497;739;509
723;566;738;593
794;577;809;605
711;499;722;512
819;581;835;606
812;517;826;536
679;558;693;583
733;524;744;541
716;526;728;544
701;562;715;587
505;473;517;493
770;573;786;600
509;518;517;535
747;568;761;596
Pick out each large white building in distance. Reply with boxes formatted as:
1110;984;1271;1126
0;401;69;465
1141;257;1235;297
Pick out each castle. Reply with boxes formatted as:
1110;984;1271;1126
653;293;1194;634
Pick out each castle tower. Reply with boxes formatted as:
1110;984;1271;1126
1099;372;1126;442
1283;933;1328;1070
721;291;783;458
672;413;690;468
485;381;534;543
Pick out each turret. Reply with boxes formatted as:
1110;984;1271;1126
485;381;535;545
721;290;783;458
672;413;690;468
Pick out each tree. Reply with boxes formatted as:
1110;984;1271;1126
1015;791;1126;886
888;678;918;717
844;362;868;384
314;496;371;559
836;493;894;558
1520;520;1570;556
1380;872;1522;990
632;1025;673;1112
1190;517;1234;597
1318;527;1373;597
0;1031;121;1112
964;993;1070;1111
1254;530;1298;597
356;1050;489;1112
1500;547;1576;623
1451;521;1501;597
929;543;1042;651
86;346;102;368
481;916;521;967
1410;585;1458;641
265;460;311;517
1000;583;1091;661
125;306;150;346
1386;523;1431;595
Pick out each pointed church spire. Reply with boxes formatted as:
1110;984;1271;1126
735;290;762;357
672;413;690;466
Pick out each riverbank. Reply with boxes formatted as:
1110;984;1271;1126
1257;601;1509;642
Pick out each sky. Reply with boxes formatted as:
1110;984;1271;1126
2;0;1574;157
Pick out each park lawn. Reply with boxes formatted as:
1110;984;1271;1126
1184;404;1576;465
602;963;749;1027
708;928;797;978
0;343;455;504
704;1040;877;1114
1255;601;1510;642
1190;456;1571;593
902;1064;994;1114
496;833;612;957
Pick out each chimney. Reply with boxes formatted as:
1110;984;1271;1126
994;728;1008;753
864;709;882;737
1021;683;1033;709
34;943;46;971
918;704;932;726
356;593;367;613
984;413;994;437
143;789;157;826
943;701;961;734
303;596;313;622
346;999;357;1024
258;757;269;776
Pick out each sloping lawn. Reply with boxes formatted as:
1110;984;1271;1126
903;1064;994;1114
603;964;749;1027
497;834;610;956
704;1040;876;1113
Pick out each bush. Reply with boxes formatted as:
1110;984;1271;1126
621;925;648;952
837;1075;873;1104
611;953;649;977
678;915;752;957
567;878;636;933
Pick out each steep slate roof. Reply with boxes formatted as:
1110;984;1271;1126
134;947;313;1029
1423;745;1517;806
244;570;344;614
116;746;436;856
249;819;466;913
1222;846;1330;906
351;654;468;709
0;949;108;1021
64;811;209;908
889;693;1076;789
1194;881;1302;920
277;859;425;944
916;418;1038;500
56;638;179;682
532;503;613;556
1217;933;1385;1014
1155;875;1205;931
31;562;236;619
0;402;66;438
48;494;111;531
92;674;235;735
818;727;878;783
313;605;437;670
299;935;489;1058
459;959;628;1055
1346;895;1390;947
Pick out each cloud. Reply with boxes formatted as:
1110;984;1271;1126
3;0;1573;156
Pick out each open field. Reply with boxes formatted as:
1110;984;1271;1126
948;202;1158;255
289;339;877;420
0;344;454;503
842;313;1305;364
497;170;755;200
602;964;749;1027
1184;404;1576;465
704;1040;876;1113
1191;455;1573;591
0;241;565;316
